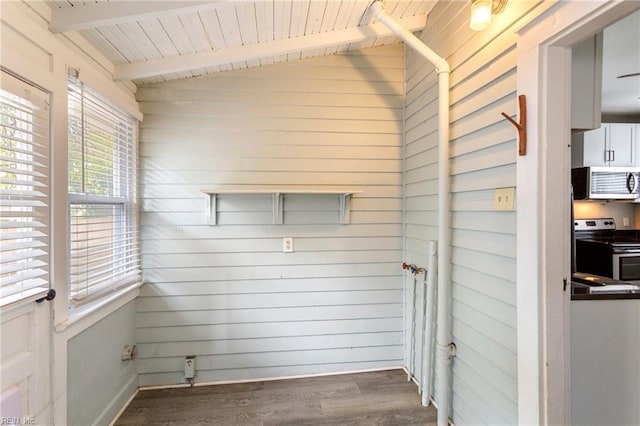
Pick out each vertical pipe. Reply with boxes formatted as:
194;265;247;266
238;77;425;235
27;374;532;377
408;276;417;381
369;2;452;425
435;70;452;426
421;240;438;406
418;270;428;396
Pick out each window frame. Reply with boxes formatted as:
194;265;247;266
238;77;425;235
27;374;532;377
66;75;139;307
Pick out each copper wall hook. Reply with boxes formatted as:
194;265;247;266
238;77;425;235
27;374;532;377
501;94;527;156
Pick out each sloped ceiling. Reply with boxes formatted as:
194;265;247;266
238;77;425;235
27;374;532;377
47;0;436;85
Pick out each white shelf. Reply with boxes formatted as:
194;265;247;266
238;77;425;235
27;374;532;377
201;187;362;225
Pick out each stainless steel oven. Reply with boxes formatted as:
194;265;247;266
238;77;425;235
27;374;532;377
613;251;640;282
574;218;640;284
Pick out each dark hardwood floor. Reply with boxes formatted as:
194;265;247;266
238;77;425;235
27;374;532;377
115;369;437;425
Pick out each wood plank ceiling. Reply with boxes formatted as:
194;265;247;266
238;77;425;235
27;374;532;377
47;0;437;85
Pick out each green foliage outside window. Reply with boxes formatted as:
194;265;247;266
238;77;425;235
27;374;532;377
67;91;119;198
1;104;20;192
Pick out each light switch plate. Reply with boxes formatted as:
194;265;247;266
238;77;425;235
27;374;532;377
494;187;515;211
283;237;293;253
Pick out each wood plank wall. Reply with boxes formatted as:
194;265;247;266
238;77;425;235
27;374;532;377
403;2;535;424
136;45;405;386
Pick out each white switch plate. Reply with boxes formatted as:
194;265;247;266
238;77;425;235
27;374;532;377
624;217;630;227
283;237;294;253
494;187;515;211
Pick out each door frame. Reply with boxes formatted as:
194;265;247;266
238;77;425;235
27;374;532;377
0;63;55;426
515;1;640;424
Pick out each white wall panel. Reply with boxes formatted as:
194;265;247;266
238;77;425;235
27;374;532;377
137;45;405;386
403;1;524;424
137;304;401;328
67;302;137;426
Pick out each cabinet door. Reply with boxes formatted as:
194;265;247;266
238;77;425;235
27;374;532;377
582;125;608;166
609;124;635;166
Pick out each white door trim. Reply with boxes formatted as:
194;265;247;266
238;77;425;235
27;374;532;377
515;1;640;425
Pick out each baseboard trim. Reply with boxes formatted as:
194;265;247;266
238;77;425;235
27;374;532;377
96;374;137;426
138;365;406;391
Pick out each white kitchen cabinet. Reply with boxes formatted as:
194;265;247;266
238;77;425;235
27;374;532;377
608;123;636;165
571;33;602;131
573;123;637;167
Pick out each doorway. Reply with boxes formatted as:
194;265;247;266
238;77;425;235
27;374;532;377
0;70;53;424
515;2;640;425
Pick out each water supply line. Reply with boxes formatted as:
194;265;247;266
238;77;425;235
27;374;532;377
368;2;453;425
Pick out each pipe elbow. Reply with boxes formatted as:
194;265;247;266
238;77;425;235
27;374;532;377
435;62;451;74
369;1;384;19
368;0;450;75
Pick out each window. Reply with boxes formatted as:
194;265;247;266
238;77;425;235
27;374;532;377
67;76;139;305
0;71;50;307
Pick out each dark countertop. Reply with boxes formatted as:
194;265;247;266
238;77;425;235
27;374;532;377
572;292;640;300
572;281;640;300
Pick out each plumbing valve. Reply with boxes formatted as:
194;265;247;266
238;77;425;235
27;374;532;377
402;262;425;275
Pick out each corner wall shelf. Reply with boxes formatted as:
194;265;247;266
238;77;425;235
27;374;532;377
201;187;363;225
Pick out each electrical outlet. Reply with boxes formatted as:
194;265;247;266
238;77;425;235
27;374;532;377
494;187;515;211
184;356;195;379
283;237;293;253
623;217;630;227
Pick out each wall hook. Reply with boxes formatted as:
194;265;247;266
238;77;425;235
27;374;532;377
501;94;527;156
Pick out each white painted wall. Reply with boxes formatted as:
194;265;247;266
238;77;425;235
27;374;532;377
67;301;137;426
136;45;405;386
403;2;530;423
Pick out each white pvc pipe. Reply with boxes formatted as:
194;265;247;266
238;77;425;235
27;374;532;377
421;240;438;406
435;69;452;426
369;2;452;425
418;270;428;396
369;2;450;74
408;275;417;381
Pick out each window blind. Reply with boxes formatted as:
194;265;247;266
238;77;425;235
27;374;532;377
67;76;139;305
0;71;50;307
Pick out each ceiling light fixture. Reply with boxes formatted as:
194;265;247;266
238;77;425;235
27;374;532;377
469;0;508;31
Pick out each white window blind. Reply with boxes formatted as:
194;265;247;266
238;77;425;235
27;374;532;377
67;76;139;305
0;71;50;307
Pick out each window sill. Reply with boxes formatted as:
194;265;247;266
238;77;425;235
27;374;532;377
55;282;142;338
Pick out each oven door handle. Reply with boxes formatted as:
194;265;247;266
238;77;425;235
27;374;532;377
626;173;638;194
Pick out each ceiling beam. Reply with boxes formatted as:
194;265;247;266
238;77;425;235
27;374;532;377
114;14;428;81
49;1;227;33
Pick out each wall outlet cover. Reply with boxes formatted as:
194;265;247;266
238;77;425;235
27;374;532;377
283;237;293;253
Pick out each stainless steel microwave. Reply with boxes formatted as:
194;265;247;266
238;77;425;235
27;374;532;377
572;166;640;200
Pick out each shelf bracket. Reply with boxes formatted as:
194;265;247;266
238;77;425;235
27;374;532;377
501;94;527;156
206;193;217;225
340;193;352;224
272;193;284;225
